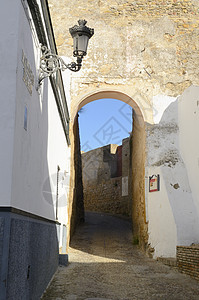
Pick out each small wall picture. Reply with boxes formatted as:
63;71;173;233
149;174;160;192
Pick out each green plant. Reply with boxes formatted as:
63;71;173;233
132;236;139;245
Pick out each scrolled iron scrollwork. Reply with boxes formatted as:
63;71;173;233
38;45;82;84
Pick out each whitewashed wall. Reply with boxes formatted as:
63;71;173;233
0;1;20;207
0;1;70;231
178;86;199;219
147;87;199;258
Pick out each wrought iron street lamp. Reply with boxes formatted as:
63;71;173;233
39;20;94;84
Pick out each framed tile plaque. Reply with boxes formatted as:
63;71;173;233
149;174;160;192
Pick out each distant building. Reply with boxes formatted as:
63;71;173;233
82;138;131;216
0;1;70;298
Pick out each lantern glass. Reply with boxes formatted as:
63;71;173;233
73;34;89;57
69;20;94;58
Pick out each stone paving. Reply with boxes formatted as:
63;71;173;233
42;212;199;300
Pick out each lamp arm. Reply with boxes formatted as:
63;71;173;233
58;56;82;72
38;46;82;84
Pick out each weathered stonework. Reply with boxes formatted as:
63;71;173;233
130;115;148;251
82;139;131;216
49;0;199;113
83;178;126;215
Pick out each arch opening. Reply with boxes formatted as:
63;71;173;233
69;91;148;253
71;90;146;128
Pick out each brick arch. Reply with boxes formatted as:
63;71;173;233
69;90;148;252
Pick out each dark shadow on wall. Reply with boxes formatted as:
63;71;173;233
70;114;85;238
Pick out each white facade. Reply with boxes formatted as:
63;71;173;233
0;1;71;298
0;0;20;209
179;86;199;218
147;86;199;258
0;0;70;247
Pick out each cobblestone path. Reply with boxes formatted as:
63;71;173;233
42;212;199;300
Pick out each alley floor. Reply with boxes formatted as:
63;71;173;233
42;212;199;300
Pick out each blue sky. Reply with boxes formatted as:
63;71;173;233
78;98;133;152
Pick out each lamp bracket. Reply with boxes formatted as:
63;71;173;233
38;45;82;84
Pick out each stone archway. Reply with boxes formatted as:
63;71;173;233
68;90;150;252
70;89;152;124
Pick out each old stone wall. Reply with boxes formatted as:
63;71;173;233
83;178;129;215
130;115;148;252
82;138;131;216
49;0;199;121
177;245;199;281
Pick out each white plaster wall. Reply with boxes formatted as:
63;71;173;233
179;86;199;218
147;93;199;258
46;83;70;225
147;167;177;258
10;2;70;225
152;94;177;124
0;1;20;206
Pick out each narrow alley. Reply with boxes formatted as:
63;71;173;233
42;212;199;300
